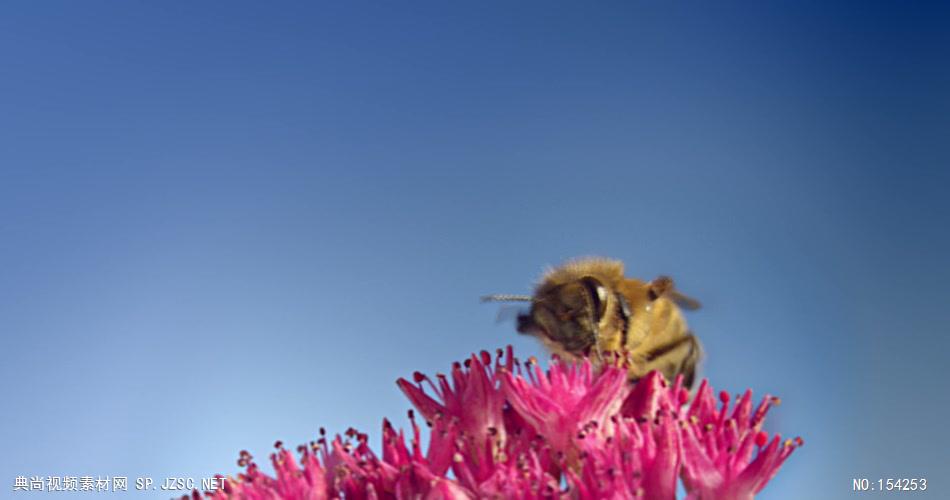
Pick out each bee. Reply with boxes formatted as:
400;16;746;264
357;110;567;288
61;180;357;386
482;257;702;388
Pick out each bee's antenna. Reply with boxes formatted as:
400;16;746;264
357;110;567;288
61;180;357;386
480;294;533;303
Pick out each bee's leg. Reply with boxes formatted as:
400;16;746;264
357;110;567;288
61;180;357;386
631;334;701;389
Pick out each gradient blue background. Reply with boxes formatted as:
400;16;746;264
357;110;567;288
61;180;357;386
2;2;948;498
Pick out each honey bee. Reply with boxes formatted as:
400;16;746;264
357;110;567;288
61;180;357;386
482;257;702;388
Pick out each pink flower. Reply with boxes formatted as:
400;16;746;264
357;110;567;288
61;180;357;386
677;382;798;500
396;350;510;442
201;447;327;500
501;355;630;457
568;412;681;499
395;349;511;487
195;348;801;500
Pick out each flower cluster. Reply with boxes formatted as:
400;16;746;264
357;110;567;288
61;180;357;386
196;347;800;499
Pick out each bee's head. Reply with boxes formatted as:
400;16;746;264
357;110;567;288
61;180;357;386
516;277;608;355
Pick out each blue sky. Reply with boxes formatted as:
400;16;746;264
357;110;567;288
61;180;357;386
1;2;948;498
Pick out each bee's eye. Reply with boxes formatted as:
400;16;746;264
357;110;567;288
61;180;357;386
579;277;608;321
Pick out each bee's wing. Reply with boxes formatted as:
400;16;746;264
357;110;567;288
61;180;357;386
670;290;701;310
